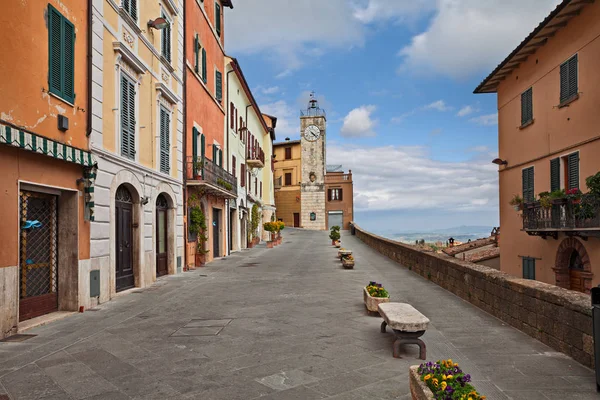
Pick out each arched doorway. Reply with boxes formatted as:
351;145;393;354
156;194;169;277
554;237;593;294
115;185;134;292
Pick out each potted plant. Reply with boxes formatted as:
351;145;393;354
250;204;260;246
335;240;341;248
188;195;210;267
329;225;341;245
411;359;484;400
509;194;523;211
566;188;582;204
264;222;276;248
342;254;355;269
364;282;390;313
277;221;285;244
538;192;553;210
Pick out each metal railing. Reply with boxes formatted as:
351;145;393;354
523;195;600;231
185;156;237;197
325;173;352;183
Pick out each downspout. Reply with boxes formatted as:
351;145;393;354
86;0;93;138
182;0;188;270
226;67;235;256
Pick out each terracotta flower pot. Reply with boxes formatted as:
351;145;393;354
267;241;274;248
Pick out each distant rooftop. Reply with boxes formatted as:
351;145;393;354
326;165;344;173
274;140;301;146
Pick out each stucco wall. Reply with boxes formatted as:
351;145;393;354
275;189;301;228
354;224;594;368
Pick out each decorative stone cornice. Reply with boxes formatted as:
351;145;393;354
113;42;148;75
156;82;180;105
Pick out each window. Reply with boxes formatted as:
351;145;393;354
284;147;292;160
328;188;343;201
122;0;137;21
48;4;75;104
285;172;292;186
159;106;170;173
550;158;560;192
522;257;536;280
161;12;171;62
215;2;222;37
193;34;201;73
248;171;251;191
201;48;207;83
560;54;578;104
230;103;235;129
235;108;238;133
260;182;262;198
564;152;580;190
120;74;136;159
522;166;534;203
521;88;533;126
232;155;236;177
241;164;246;187
255;178;258;195
215;70;223;102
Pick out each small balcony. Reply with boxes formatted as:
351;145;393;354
523;196;600;239
325;173;353;184
274;176;282;190
246;148;265;169
185;156;237;199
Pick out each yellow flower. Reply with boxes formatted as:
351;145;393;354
423;374;432;381
440;382;447;390
446;375;453;380
454;363;459;367
432;378;439;387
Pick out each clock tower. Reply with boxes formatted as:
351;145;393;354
300;93;327;230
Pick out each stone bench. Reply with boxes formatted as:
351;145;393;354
378;302;429;360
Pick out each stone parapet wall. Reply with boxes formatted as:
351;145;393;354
353;224;595;368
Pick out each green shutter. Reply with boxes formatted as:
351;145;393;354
130;0;137;21
215;2;221;36
194;35;199;73
48;5;75;103
192;127;198;159
521;88;532;126
568;152;579;190
550;158;560;192
216;70;222;101
219;149;223;167
523;258;535;280
560;54;578;103
522;167;534;203
200;134;205;160
160;107;170;173
201;48;207;83
161;15;171;62
121;75;136;159
63;18;75;103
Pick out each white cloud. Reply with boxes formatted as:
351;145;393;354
470;113;498;126
340;105;378;138
328;144;498;212
423;100;451;112
457;105;477;117
398;0;562;78
468;146;490;153
352;0;435;24
260;100;298;137
261;86;280;95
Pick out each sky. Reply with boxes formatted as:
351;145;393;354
224;0;562;232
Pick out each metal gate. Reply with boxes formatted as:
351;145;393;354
328;211;343;230
19;190;59;321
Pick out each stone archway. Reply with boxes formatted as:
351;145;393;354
553;237;593;294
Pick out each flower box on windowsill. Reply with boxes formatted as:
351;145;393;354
363;287;390;313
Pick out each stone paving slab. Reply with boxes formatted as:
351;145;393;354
0;228;597;399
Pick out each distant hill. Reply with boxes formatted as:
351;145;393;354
383;226;495;245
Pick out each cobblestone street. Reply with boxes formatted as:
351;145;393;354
0;229;597;399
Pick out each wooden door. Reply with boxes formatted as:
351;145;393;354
156;195;168;277
213;208;221;258
569;250;584;293
116;186;134;292
19;191;59;321
293;213;300;227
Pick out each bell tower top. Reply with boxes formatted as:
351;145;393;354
300;92;326;119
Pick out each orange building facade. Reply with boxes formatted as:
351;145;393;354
475;0;600;293
0;0;94;337
325;169;354;230
184;0;235;268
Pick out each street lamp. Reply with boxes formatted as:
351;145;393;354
492;158;508;166
147;17;169;30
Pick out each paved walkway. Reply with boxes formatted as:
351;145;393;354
0;229;597;399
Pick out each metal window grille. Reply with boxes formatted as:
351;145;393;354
19;191;58;299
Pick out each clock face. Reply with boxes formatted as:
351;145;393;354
304;125;321;142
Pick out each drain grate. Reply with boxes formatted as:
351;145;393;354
0;334;37;343
170;318;232;337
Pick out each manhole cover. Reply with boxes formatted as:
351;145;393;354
0;334;37;343
170;318;232;337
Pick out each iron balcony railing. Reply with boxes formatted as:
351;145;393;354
185;156;237;197
523;195;600;231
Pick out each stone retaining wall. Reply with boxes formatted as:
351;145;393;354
353;224;595;368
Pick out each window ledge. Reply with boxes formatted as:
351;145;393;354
519;119;534;130
48;91;75;108
558;94;579;108
160;55;175;73
118;7;142;35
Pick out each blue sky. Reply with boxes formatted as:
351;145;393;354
225;0;561;232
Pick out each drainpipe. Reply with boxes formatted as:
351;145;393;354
182;0;188;270
86;0;92;138
226;67;235;256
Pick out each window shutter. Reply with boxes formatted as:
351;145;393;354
212;144;216;162
560;55;578;103
327;189;331;201
550;158;560;192
159;107;170;173
235;108;238;133
521;88;532;126
241;164;245;187
230;103;234;129
48;6;62;97
200;133;205;160
216;71;222;101
568;152;579;190
522;167;534;203
339;189;343;202
120;76;129;158
194;35;199;73
255;178;257;194
201;48;207;83
219;149;223;167
232;155;236;177
568;55;578;100
215;2;221;36
131;0;137;21
127;78;136;158
63;19;75;103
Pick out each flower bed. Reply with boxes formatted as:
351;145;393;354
412;360;485;400
338;249;352;259
364;282;389;312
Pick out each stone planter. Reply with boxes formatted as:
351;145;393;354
338;249;352;259
342;259;355;269
334;241;341;248
409;366;434;400
363;287;390;313
267;241;274;248
247;241;254;249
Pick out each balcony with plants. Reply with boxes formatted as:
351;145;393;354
185;156;237;199
514;172;600;239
